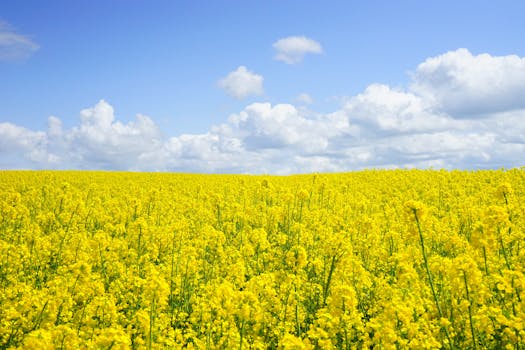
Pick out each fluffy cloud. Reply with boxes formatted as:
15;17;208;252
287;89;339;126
0;21;39;61
1;49;524;173
0;122;51;167
68;100;163;169
273;36;323;64
224;102;346;153
0;100;162;170
411;48;525;116
343;84;462;135
218;66;264;99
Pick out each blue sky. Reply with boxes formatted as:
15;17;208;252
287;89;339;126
1;1;525;173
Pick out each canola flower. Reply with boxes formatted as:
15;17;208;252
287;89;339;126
0;169;524;349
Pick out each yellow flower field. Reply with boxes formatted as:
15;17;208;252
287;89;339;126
0;170;524;349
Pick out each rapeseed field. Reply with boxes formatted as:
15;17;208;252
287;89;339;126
0;170;524;349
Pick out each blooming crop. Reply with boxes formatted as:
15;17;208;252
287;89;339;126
0;169;524;349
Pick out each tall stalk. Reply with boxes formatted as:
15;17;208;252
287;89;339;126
462;270;477;349
412;209;454;350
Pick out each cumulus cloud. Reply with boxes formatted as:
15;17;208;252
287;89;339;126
273;36;323;64
1;49;525;173
343;84;461;134
0;123;47;165
218;66;264;99
224;102;351;154
68;100;163;169
0;21;39;61
0;100;163;170
411;48;525;116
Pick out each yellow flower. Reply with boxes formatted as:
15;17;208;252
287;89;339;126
297;189;309;201
1;169;524;349
280;333;312;350
286;246;308;271
496;182;513;198
404;200;427;218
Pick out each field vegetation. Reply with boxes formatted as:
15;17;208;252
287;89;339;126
0;170;524;349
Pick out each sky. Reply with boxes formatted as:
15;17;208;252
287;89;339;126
1;0;525;173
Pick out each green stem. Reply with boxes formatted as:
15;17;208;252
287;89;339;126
149;296;156;350
463;270;477;349
413;210;454;350
497;227;512;270
294;284;301;337
323;255;337;306
239;320;245;350
482;246;489;275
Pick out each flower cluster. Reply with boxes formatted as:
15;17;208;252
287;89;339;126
0;169;524;349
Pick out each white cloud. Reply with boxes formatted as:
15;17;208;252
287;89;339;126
343;84;460;134
224;102;348;154
218;66;264;99
411;48;525;116
0;121;59;167
2;49;525;173
273;36;323;64
0;21;39;61
68;100;163;169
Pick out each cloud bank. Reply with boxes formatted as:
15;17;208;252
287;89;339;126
1;49;524;173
